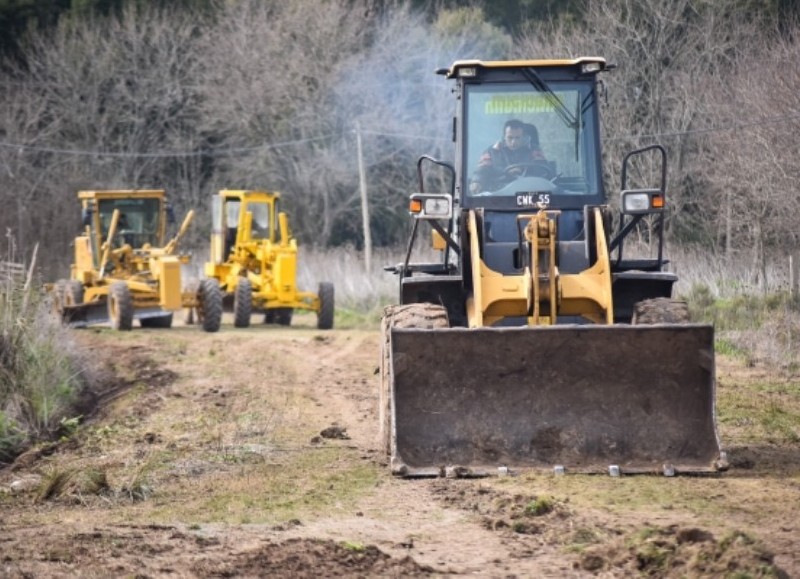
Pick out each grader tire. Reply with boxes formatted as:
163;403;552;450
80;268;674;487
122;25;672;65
316;282;335;330
632;298;690;324
108;282;134;331
379;303;449;457
140;314;173;329
275;308;294;326
233;278;252;328
52;279;68;316
183;280;199;325
64;280;84;307
198;278;223;333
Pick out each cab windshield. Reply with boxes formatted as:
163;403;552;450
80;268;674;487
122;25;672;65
247;202;271;241
464;81;601;197
98;198;161;247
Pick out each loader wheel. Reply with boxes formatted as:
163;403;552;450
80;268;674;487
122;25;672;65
316;282;334;330
233;278;252;328
198;278;223;333
631;298;690;324
379;303;449;456
140;314;173;329
108;282;134;331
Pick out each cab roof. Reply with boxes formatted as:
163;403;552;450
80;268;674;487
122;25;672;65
440;57;607;79
78;189;166;200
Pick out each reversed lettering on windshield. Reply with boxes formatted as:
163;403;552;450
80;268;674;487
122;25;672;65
485;94;556;115
517;193;550;207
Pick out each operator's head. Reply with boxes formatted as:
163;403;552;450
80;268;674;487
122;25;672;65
503;119;526;151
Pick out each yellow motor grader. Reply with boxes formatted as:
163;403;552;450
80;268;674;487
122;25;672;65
199;189;334;329
52;189;222;332
381;58;726;477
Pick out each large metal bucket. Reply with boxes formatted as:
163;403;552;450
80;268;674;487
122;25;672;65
385;324;724;476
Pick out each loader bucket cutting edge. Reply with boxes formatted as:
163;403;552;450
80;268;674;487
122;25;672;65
387;324;722;476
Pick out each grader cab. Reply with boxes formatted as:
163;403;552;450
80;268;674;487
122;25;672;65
52;189;221;332
199;189;334;329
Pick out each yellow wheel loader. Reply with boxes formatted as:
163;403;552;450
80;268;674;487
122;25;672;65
381;58;726;477
51;189;222;332
200;189;334;329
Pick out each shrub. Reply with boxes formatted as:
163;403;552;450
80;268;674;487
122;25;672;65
0;263;92;465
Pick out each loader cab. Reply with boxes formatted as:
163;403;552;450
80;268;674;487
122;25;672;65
451;59;607;252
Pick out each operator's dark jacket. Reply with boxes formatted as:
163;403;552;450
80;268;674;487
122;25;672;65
471;141;546;192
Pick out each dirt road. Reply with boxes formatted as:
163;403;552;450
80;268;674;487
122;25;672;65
1;316;798;577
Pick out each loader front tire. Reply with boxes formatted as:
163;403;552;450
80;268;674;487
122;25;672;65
379;303;449;457
108;282;134;331
233;278;252;328
198;278;223;333
316;282;334;330
632;298;690;324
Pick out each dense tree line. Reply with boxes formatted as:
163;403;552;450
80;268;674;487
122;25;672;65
0;0;798;288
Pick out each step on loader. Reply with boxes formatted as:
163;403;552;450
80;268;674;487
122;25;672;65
381;58;727;477
195;189;334;330
50;189;222;332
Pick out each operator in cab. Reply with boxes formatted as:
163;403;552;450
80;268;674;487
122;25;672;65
469;119;547;194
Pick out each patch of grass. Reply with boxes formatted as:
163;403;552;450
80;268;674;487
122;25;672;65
523;496;555;516
718;377;800;442
36;468;75;503
684;284;800;367
120;460;155;502
719;530;756;551
761;402;800;442
341;541;365;552
148;445;380;525
715;337;749;359
0;270;94;465
333;307;383;330
565;527;604;553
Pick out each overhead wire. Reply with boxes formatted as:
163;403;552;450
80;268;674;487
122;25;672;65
0;111;798;159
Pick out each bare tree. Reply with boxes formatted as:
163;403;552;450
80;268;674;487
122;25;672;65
0;5;208;274
700;21;800;290
516;0;762;257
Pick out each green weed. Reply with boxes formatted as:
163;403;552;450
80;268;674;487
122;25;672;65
523;496;555;516
0;269;93;465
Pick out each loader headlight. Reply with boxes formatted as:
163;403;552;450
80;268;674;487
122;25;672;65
581;61;603;74
409;194;452;220
621;189;665;215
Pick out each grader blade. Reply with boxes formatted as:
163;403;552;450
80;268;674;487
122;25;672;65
386;324;724;476
61;302;109;328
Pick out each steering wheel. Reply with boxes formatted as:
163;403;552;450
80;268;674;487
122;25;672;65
503;161;556;180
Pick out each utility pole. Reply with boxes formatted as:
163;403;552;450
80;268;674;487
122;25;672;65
355;121;372;272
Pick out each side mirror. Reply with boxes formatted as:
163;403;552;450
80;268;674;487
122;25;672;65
81;207;93;227
166;202;176;225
